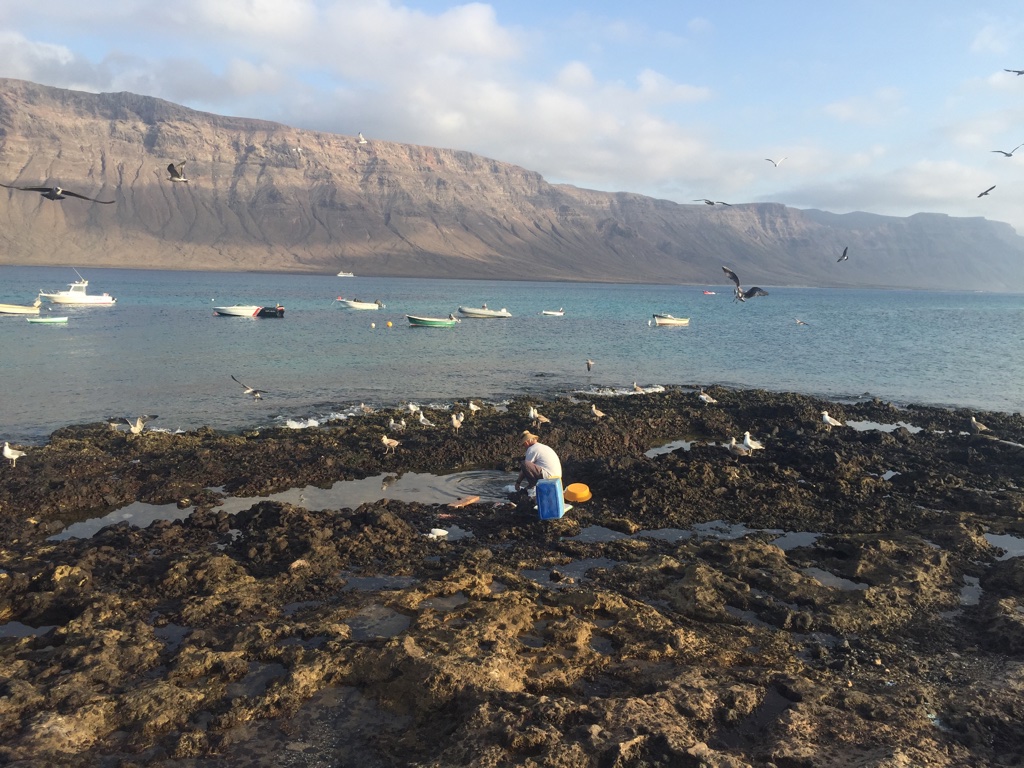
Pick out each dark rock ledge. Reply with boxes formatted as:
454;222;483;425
1;387;1022;767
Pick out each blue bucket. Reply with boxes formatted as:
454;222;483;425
536;478;565;520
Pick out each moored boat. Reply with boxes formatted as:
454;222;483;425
336;297;384;309
39;273;116;305
540;308;565;316
407;314;460;328
0;297;42;315
27;316;68;324
651;313;690;327
213;304;285;318
458;305;511;318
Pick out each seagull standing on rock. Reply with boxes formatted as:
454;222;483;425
381;435;400;454
821;411;844;431
970;416;990;435
699;389;718;405
743;431;764;451
591;403;606;419
417;412;435;427
727;437;751;458
3;442;27;467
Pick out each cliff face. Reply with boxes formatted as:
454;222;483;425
1;77;1023;290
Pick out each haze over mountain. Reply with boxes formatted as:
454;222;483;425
1;78;1022;291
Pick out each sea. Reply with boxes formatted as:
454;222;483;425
1;265;1022;446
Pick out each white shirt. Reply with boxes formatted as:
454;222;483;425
524;442;561;479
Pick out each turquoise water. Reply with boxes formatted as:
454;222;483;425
1;265;1022;444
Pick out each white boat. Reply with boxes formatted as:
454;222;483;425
213;305;285;318
27;316;68;324
540;308;564;316
336;297;384;310
336;271;355;277
651;313;690;327
39;274;116;306
0;297;42;315
458;305;512;318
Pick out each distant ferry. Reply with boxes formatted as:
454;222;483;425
703;290;716;295
337;271;355;277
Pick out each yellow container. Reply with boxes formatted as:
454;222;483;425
563;483;592;503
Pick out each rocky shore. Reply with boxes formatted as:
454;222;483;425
1;387;1023;767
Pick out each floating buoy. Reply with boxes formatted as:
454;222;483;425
371;322;376;329
386;321;392;327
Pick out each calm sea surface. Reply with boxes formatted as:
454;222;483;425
1;266;1022;445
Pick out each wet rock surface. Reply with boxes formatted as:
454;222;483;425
1;388;1023;767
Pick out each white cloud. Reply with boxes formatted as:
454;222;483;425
823;88;905;125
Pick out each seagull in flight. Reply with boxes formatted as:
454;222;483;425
978;185;996;198
167;162;189;182
1004;69;1024;75
125;415;158;435
991;145;1023;158
357;132;368;145
231;375;265;400
694;198;732;206
765;157;787;167
586;358;594;372
0;183;114;204
3;442;27;467
837;246;849;262
722;266;769;302
795;318;809;326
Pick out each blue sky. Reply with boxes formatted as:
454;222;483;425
3;1;1024;230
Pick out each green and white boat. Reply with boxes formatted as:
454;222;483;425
407;314;460;328
27;316;69;324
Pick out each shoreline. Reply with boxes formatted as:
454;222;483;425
2;387;1023;765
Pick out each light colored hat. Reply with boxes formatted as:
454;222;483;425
522;430;539;441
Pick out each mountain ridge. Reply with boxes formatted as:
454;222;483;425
1;77;1022;291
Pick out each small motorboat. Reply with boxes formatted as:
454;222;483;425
651;313;690;327
27;316;68;324
407;314;460;328
213;304;285;318
336;271;355;277
39;271;116;305
703;290;716;295
458;305;512;318
0;297;42;315
336;297;384;309
540;308;564;316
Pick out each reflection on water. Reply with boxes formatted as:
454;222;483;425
50;501;194;541
846;420;923;433
644;439;695;457
215;470;517;515
985;533;1024;560
50;470;516;540
802;567;869;591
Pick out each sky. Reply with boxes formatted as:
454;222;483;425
3;1;1024;231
